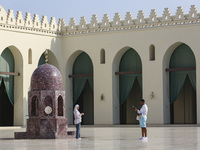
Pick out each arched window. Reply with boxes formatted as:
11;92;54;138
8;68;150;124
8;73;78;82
58;96;63;116
149;44;155;61
100;49;105;64
44;96;53;116
31;96;39;117
28;48;32;64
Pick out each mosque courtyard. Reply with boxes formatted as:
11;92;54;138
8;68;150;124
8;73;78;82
0;125;199;150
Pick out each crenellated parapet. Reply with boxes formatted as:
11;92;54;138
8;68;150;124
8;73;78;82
65;5;200;36
0;5;64;36
0;5;200;36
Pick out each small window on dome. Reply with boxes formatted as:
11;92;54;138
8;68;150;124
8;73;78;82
44;96;53;116
58;96;63;116
31;96;39;117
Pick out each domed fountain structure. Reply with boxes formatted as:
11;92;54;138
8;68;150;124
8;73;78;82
15;64;75;139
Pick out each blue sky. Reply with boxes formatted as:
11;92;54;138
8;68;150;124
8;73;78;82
1;0;200;25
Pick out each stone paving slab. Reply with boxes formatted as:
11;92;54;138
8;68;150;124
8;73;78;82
0;126;199;150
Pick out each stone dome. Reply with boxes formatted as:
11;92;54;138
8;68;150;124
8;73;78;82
31;64;63;91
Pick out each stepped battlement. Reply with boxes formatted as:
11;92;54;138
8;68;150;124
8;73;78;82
0;5;200;36
0;5;63;36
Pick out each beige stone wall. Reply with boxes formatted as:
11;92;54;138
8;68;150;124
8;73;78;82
63;25;200;124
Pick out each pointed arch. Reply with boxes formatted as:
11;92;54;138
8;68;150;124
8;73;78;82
0;45;23;126
163;42;184;123
163;42;196;124
119;48;142;105
69;51;94;125
65;50;84;124
44;96;53;116
58;96;64;116
31;96;39;117
0;48;14;105
38;49;59;69
112;46;142;124
169;44;196;104
73;52;93;104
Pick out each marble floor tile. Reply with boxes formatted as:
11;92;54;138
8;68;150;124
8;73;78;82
0;126;199;150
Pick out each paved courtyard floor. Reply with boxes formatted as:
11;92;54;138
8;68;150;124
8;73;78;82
0;126;199;150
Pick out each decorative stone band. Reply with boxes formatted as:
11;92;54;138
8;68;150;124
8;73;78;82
0;23;62;36
65;18;200;36
0;5;200;36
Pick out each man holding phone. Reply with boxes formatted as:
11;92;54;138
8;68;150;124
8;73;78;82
134;99;148;140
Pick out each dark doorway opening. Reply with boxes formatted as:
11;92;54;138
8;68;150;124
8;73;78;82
0;80;13;126
120;78;142;124
170;75;196;124
75;80;94;125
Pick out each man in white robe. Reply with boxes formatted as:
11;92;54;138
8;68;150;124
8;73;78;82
134;99;148;140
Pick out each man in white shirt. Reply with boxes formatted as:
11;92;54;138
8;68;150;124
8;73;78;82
134;99;148;140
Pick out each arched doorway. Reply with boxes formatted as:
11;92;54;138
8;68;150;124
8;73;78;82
169;44;196;124
118;48;142;124
38;50;59;69
72;52;94;125
0;48;14;126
